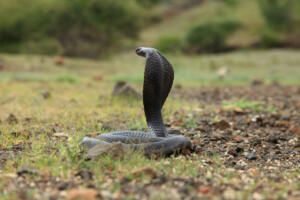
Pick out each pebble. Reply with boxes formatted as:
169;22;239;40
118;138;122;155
58;181;69;190
167;128;182;135
75;169;93;180
268;153;278;160
112;81;141;99
265;135;279;144
246;152;257;160
227;146;243;157
17;166;37;176
215;120;231;130
41;91;51;99
188;131;197;136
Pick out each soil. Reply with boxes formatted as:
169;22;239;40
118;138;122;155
1;84;299;199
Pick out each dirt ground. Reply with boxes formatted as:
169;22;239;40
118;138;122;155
1;83;300;200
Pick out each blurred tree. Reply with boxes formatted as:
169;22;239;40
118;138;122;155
258;0;293;30
137;0;161;7
154;35;183;53
186;20;241;53
222;0;239;7
0;0;150;57
257;0;300;47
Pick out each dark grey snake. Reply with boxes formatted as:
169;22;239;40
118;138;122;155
82;47;191;156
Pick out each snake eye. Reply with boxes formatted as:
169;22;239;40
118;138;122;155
136;47;146;57
136;47;141;53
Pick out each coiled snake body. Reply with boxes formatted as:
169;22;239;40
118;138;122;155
82;47;191;156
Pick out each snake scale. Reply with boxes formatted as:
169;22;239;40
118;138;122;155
82;47;191;156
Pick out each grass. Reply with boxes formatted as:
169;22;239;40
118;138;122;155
222;99;277;112
1;49;300;87
0;3;299;198
0;49;299;199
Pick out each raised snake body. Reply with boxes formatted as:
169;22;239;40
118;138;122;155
82;47;191;156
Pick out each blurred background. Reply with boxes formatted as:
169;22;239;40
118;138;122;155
0;0;299;85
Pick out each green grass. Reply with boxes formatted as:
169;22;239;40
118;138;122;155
4;49;299;86
0;49;299;199
1;1;300;198
222;99;277;112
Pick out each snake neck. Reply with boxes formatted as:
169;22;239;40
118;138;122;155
142;48;174;137
146;110;168;137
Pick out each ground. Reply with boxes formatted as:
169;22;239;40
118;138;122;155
0;49;299;199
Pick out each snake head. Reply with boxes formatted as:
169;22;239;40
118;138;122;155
136;47;156;57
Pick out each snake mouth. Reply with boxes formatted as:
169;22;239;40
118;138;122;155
136;47;146;57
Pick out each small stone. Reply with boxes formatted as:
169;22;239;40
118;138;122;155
54;56;64;65
197;186;212;195
289;126;300;134
17;166;36;176
67;188;99;200
204;151;215;157
281;115;290;120
223;188;236;199
249;137;262;146
41;91;51;99
75;169;93;180
251;115;263;123
112;81;141;99
54;132;68;138
227;148;238;157
253;192;264;200
217;66;229;79
24;117;32;123
212;130;232;140
251;78;264;86
58;181;69;190
233;135;243;143
167;128;182;135
215;120;231;130
87;132;101;137
227;146;243;157
188;131;197;136
70;98;77;103
194;146;202;153
233;107;247;115
284;150;294;155
265;135;278;144
268;153;278;160
182;148;191;155
273;130;282;135
0;62;5;70
93;73;103;81
7;114;18;124
101;123;112;130
246;152;257;160
0;151;13;161
174;84;182;89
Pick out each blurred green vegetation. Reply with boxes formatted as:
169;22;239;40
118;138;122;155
258;0;300;48
186;20;241;53
258;0;293;31
154;35;183;53
0;0;154;57
150;0;300;54
0;0;300;57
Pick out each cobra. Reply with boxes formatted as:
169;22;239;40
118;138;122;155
82;47;191;156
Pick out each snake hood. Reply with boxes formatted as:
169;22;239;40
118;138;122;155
136;47;174;137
